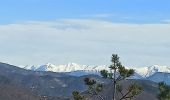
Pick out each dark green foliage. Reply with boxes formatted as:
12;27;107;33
108;72;113;79
118;66;135;79
96;83;103;93
100;54;142;100
111;54;120;66
100;70;108;78
158;82;170;100
72;78;104;100
73;54;142;100
84;77;104;100
117;83;143;100
127;83;143;98
84;78;103;94
72;91;84;100
84;78;96;86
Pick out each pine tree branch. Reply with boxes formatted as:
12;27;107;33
119;88;132;100
88;86;105;100
119;90;128;100
123;95;135;99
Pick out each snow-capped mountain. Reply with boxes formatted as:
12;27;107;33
21;63;170;78
23;63;110;76
19;63;170;85
135;65;170;77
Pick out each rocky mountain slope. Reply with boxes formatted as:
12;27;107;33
0;85;43;100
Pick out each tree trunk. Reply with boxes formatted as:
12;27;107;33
113;65;116;100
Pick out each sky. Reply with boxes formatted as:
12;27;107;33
0;0;170;67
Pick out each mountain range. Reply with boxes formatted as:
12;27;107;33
0;62;159;100
21;63;170;84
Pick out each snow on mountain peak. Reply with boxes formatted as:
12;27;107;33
132;65;170;77
21;63;170;78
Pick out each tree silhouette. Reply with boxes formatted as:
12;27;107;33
84;77;104;100
100;54;142;100
72;54;142;100
158;82;170;100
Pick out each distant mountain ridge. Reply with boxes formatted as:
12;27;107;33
21;63;170;78
0;62;164;100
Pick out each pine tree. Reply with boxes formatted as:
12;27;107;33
100;54;142;100
72;54;142;100
158;82;170;100
84;77;104;100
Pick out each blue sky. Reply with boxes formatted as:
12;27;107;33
0;0;170;67
1;0;170;23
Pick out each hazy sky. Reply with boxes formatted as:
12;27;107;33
0;0;170;67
